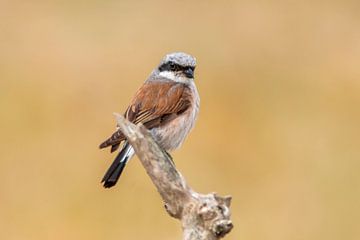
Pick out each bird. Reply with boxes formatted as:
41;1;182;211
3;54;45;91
99;52;200;188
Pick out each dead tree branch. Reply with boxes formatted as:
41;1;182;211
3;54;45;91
114;113;233;240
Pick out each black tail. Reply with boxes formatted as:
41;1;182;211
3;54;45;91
101;142;133;188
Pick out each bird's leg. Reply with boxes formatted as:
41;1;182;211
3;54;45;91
163;150;175;166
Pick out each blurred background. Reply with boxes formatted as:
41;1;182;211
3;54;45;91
1;0;359;239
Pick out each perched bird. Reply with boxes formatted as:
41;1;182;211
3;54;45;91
99;52;200;188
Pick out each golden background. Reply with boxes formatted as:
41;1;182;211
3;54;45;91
1;1;359;239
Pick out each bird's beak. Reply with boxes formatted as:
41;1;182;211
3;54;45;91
184;68;194;78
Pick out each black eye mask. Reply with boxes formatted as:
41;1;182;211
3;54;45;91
159;61;195;73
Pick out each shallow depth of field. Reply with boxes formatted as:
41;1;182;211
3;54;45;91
1;1;359;240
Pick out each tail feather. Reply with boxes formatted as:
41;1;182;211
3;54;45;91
99;130;125;150
101;142;134;188
110;143;120;153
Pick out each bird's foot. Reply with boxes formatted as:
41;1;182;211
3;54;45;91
164;150;175;166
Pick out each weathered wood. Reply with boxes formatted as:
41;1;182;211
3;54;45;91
114;113;233;240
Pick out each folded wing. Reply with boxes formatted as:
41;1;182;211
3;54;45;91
99;80;191;152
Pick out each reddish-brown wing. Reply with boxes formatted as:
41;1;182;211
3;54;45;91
99;81;191;152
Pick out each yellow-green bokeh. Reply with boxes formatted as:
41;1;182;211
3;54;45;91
1;1;359;239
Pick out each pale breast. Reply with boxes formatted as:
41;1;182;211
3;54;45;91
151;81;200;150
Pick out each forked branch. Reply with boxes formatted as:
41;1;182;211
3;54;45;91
114;113;233;240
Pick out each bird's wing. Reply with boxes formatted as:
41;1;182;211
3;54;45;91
99;81;192;151
126;81;191;126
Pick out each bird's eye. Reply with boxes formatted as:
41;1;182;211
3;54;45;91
169;62;176;71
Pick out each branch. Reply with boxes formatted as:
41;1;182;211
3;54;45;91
114;113;233;240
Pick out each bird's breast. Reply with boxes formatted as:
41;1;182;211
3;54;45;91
151;82;200;150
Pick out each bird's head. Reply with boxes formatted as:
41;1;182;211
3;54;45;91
157;52;196;82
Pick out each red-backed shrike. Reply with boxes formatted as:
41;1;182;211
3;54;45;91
99;52;200;188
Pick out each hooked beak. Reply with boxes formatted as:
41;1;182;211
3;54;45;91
184;68;194;78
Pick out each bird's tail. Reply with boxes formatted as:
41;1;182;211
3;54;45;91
101;142;134;188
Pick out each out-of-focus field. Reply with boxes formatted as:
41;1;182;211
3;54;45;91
1;1;359;239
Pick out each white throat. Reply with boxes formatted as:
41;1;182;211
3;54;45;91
159;71;193;83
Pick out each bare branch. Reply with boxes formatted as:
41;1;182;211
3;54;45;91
114;113;233;240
